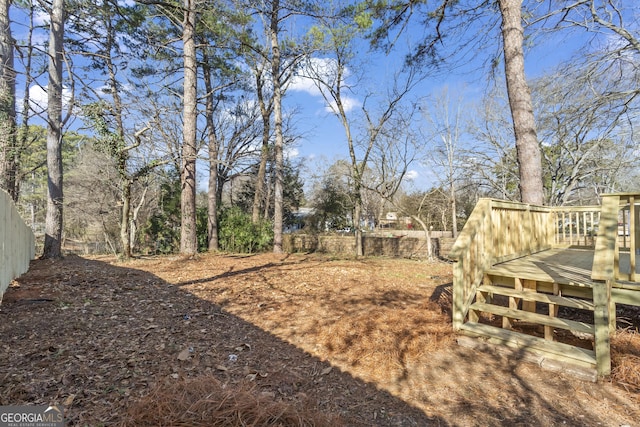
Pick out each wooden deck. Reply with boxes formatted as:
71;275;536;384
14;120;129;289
489;247;640;295
450;195;640;378
488;248;596;287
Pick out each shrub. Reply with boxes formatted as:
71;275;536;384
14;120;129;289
218;206;273;253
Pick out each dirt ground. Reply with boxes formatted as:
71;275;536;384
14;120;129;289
1;252;639;426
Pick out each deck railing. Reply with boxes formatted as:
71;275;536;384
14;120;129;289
450;196;637;330
450;199;492;329
551;206;601;247
451;194;640;376
592;193;640;284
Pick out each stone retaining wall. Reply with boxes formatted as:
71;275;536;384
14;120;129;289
283;233;456;259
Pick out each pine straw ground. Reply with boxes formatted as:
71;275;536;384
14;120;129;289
1;252;639;426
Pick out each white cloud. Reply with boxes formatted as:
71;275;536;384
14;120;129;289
288;73;322;97
285;147;299;159
33;10;49;26
324;96;360;115
28;84;73;114
404;170;419;181
289;57;360;114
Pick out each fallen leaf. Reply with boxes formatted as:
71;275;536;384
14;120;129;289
177;348;190;361
63;394;76;406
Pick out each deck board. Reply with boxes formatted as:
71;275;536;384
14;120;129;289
487;248;596;285
487;247;640;286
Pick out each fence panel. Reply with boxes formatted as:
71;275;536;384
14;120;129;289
0;189;35;301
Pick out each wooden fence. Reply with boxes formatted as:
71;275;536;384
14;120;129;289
0;189;35;301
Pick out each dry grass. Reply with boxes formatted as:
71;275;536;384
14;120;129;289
611;329;640;394
119;376;341;427
316;301;454;385
3;253;640;426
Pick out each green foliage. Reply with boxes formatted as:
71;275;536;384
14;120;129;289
236;159;305;228
218;206;273;253
17;125;86;231
309;178;353;232
140;176;181;254
354;11;373;29
82;101;124;159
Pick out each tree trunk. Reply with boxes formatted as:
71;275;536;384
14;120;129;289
180;0;198;255
269;0;284;253
41;0;64;259
354;198;363;256
498;0;544;205
130;185;147;254
203;59;219;251
0;0;17;201
120;180;132;258
104;10;133;258
411;214;432;260
252;69;271;224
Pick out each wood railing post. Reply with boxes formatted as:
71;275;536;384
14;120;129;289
593;280;612;377
453;259;465;330
630;196;637;282
591;195;621;377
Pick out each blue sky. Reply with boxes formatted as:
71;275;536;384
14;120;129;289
281;13;593;192
10;1;624;194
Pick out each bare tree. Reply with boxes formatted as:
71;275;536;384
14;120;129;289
303;13;423;256
266;0;286;253
0;0;16;200
366;0;545;204
468;64;640;205
498;0;543;204
532;64;639;205
248;54;273;224
202;55;221;251
468;89;520;200
15;0;42;204
245;0;310;253
42;0;66;259
180;0;198;255
422;87;466;238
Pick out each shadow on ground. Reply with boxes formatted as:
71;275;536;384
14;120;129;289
1;254;638;426
0;255;440;426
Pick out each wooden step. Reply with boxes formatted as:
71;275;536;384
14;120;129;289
458;323;597;381
458;322;596;366
469;302;595;335
478;284;595;310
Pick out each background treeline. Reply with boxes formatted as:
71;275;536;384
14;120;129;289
0;0;638;258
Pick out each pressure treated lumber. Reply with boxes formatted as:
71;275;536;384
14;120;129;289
479;284;595;310
459;322;596;366
469;302;595;335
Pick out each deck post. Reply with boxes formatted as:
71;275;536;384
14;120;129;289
452;258;464;330
593;279;612;377
630;196;637;282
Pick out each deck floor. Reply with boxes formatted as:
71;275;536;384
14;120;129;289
487;248;639;286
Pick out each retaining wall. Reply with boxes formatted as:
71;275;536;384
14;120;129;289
1;189;35;301
283;233;456;259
